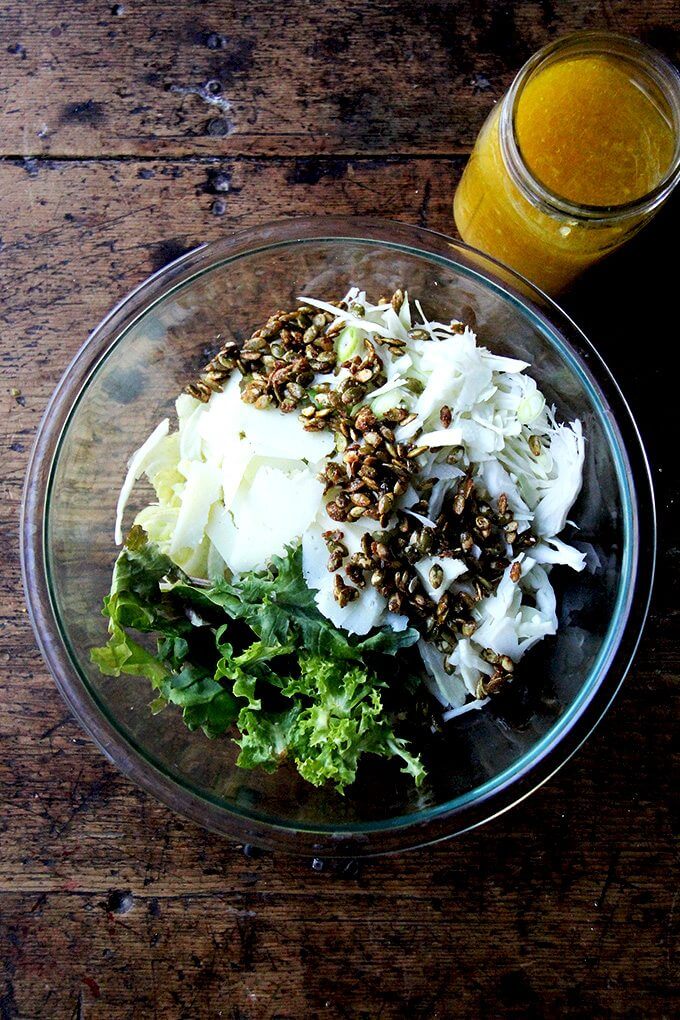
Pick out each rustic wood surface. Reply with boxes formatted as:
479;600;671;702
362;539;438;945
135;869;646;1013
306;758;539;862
1;2;678;1018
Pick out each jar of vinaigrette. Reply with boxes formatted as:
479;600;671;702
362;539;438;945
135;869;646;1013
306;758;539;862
454;33;680;292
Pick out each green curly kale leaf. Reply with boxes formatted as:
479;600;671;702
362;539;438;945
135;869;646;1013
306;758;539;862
237;654;425;792
91;530;424;793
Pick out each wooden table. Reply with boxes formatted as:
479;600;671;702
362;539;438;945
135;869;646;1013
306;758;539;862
1;2;678;1017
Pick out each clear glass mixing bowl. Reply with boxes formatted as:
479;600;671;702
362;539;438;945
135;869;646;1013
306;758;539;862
21;218;655;855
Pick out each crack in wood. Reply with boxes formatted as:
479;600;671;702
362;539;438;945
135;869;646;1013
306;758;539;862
0;152;473;165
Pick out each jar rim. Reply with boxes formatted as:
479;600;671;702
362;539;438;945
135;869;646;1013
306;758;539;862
499;31;680;223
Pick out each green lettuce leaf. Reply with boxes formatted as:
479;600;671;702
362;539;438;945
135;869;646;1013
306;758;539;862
157;663;240;739
92;527;239;737
172;545;420;660
103;525;193;637
90;622;168;686
92;531;425;792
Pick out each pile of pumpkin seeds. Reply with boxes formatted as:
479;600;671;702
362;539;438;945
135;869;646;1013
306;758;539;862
186;292;533;696
185;304;340;407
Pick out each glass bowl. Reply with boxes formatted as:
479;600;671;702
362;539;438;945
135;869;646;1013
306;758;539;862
21;217;655;856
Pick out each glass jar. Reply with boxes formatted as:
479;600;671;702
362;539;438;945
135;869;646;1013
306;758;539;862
454;32;680;292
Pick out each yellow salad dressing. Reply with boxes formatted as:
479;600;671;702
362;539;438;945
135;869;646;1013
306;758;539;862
454;49;676;291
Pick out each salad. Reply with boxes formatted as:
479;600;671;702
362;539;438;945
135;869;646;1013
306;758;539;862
92;287;586;793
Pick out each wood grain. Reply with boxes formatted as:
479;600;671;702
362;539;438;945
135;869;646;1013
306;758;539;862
2;878;676;1019
0;0;677;157
1;1;679;1016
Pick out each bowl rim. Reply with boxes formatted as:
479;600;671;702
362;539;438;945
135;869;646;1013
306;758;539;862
21;215;656;856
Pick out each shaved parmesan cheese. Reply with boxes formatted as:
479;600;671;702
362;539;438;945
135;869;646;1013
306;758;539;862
415;556;468;599
229;464;322;573
385;611;410;632
314;576;386;636
178;401;206;463
205;504;238;567
447;639;495;697
200;375;335;465
170;460;222;558
222;441;256;510
302;515;387;635
419;639;468;708
115;418;170;544
243;403;334;462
